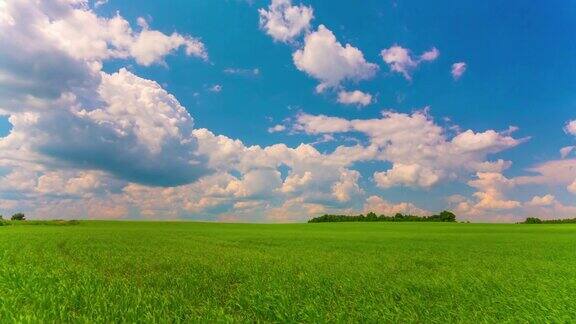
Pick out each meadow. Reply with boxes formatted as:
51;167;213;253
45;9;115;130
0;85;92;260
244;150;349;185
1;221;575;322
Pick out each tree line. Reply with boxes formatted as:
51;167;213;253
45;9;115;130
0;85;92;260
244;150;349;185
522;217;576;224
308;211;457;223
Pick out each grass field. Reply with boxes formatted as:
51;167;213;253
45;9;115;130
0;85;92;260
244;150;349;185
1;221;575;322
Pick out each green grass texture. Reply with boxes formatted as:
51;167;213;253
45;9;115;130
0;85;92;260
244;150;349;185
1;221;575;322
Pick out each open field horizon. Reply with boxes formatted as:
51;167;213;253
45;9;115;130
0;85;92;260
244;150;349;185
1;221;575;322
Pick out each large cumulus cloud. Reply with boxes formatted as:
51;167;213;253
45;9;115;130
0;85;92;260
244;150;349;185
292;110;524;188
0;0;210;187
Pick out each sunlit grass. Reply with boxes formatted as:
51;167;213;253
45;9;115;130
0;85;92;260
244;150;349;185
1;221;575;322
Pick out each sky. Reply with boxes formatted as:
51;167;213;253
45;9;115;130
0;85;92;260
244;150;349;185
0;0;575;222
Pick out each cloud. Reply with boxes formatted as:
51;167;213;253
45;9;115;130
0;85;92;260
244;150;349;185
451;62;467;80
524;201;576;221
293;113;352;134
451;129;521;154
225;169;282;198
568;179;576;195
293;25;379;92
75;127;369;221
451;172;521;219
192;128;368;207
0;0;211;188
268;124;286;133
331;169;362;202
468;172;520;210
129;25;208;66
515;159;576;187
420;47;440;61
258;0;313;43
1;69;211;187
5;1;207;66
0;0;207;103
560;146;574;159
223;67;260;76
458;170;576;221
265;198;327;222
294;110;522;188
565;120;576;136
380;45;439;80
0;0;562;223
281;171;313;193
337;90;372;106
94;0;108;8
527;194;555;207
374;163;441;188
380;46;416;79
363;196;430;216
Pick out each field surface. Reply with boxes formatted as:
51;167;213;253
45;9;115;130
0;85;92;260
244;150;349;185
1;221;576;322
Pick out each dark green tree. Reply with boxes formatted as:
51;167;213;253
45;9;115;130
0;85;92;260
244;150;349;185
439;211;456;222
11;213;25;221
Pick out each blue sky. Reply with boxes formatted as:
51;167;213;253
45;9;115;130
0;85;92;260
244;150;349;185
0;0;575;221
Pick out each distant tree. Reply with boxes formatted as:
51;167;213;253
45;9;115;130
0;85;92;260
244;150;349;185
524;217;542;224
439;211;456;222
11;213;25;221
366;212;377;221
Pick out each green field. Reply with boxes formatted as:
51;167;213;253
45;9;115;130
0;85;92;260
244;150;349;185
1;221;575;322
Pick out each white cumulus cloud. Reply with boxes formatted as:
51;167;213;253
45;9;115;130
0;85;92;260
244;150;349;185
560;146;574;159
527;194;555;207
294;110;522;188
565;120;576;136
364;196;430;216
380;45;439;80
337;90;373;106
0;0;211;188
258;0;313;43
293;25;379;92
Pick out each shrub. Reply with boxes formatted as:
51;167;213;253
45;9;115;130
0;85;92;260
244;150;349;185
11;213;26;221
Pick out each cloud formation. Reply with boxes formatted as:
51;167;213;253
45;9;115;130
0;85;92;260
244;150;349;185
451;62;467;80
565;120;576;136
293;110;522;188
380;45;439;80
527;194;555;207
258;0;313;43
364;196;430;216
0;0;211;187
293;25;379;92
0;0;572;223
337;90;373;106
